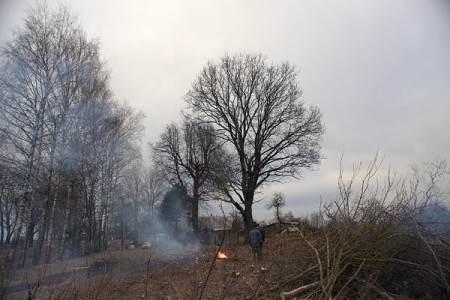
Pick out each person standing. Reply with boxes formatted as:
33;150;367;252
249;222;265;261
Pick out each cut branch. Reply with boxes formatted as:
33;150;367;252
280;281;320;300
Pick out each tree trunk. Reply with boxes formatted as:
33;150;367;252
32;198;50;265
0;188;4;244
5;205;16;244
121;209;125;250
17;204;33;269
45;176;61;263
5;223;13;245
133;204;139;245
100;203;109;251
5;190;27;269
277;207;283;223
25;217;35;248
58;183;72;260
85;180;97;254
33;168;57;265
191;179;200;234
19;205;37;267
191;199;199;234
71;194;82;258
14;189;34;269
243;188;255;234
71;222;81;258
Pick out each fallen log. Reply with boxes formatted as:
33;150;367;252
280;281;320;300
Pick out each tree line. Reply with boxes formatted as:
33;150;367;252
0;3;324;269
0;4;144;268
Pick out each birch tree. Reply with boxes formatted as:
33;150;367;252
0;2;144;266
0;3;64;268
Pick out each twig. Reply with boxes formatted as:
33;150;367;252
356;278;396;300
198;231;226;300
266;265;318;293
198;204;227;300
144;252;152;300
334;259;365;299
26;263;48;300
300;232;324;290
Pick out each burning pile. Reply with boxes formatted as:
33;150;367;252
195;250;228;264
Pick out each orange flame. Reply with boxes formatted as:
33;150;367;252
217;251;228;259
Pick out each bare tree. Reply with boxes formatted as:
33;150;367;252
0;165;20;244
185;53;324;232
0;3;70;268
0;2;144;266
152;119;224;233
79;101;143;254
266;192;286;223
124;163;143;245
282;155;450;299
32;4;111;265
142;166;165;229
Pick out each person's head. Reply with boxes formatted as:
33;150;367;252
252;222;259;228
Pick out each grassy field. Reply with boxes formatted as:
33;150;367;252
1;223;449;299
1;234;307;299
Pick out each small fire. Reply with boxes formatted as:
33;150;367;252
217;251;228;259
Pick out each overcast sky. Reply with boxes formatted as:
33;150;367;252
1;0;450;220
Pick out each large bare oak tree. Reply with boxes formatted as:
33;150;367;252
185;53;324;232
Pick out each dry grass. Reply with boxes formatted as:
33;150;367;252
2;226;449;300
1;235;308;300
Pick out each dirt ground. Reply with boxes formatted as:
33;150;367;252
1;235;306;299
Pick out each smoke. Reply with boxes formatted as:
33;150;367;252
137;184;202;253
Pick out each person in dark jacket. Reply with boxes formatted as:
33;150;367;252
249;222;265;261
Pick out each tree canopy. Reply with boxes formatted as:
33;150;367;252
152;119;224;233
0;3;143;268
185;53;324;231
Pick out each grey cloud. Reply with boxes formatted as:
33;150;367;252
2;0;449;219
